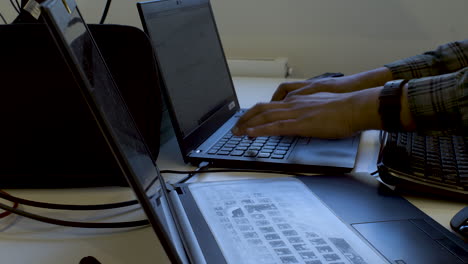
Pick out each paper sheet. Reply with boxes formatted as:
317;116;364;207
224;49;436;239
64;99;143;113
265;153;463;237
188;178;387;264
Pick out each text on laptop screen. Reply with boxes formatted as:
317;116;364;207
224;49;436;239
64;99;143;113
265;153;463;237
58;8;159;190
145;4;237;137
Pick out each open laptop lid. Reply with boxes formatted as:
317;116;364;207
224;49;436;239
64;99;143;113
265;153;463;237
39;0;187;262
137;0;240;161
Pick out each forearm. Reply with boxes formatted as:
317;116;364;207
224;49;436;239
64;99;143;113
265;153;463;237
330;67;394;94
344;67;394;92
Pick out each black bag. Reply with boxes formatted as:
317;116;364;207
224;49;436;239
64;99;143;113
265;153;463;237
0;23;162;188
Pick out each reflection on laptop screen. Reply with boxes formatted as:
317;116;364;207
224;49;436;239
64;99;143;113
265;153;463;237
41;1;184;262
55;6;158;190
146;4;237;137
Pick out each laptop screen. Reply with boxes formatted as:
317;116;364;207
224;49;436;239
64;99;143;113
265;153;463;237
140;0;238;139
40;1;183;262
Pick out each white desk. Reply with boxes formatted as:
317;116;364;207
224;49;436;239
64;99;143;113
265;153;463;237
0;77;465;264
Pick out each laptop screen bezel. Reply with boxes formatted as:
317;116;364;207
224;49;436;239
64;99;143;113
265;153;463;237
138;0;241;161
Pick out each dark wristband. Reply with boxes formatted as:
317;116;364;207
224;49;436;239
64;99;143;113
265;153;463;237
379;79;408;132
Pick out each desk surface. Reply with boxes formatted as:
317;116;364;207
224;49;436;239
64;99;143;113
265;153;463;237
0;77;465;264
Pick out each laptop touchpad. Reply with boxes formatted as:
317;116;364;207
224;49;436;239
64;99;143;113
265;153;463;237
353;220;464;264
291;138;357;167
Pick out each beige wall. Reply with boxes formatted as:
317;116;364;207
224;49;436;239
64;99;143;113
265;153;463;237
2;0;467;77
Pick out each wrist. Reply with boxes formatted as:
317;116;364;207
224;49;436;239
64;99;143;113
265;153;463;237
349;87;383;133
347;81;415;133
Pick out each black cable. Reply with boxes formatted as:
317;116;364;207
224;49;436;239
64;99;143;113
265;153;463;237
99;0;112;24
0;168;306;228
0;201;149;228
177;162;212;183
160;168;312;178
0;191;19;219
0;168;300;212
0;12;7;24
15;0;21;9
9;0;20;13
0;191;141;210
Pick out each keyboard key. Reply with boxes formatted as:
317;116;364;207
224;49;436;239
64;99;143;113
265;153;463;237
277;146;290;151
244;150;258;157
273;150;287;155
249;146;262;150
262;146;276;150
221;147;234;152
235;146;248;151
271;154;285;159
230;150;245;156
258;152;271;158
208;149;218;154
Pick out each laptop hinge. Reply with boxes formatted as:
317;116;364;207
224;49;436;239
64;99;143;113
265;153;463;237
174;185;185;195
168;190;207;264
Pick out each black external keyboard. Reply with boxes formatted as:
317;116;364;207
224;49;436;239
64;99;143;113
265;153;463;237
207;132;301;160
378;132;468;200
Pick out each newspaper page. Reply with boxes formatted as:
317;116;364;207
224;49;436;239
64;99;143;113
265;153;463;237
188;177;388;264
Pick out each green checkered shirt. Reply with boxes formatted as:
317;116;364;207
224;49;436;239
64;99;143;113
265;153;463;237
385;39;468;135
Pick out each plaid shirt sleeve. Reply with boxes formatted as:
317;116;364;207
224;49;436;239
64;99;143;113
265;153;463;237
384;40;468;135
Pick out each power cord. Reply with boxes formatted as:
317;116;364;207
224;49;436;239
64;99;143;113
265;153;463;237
0;201;149;228
161;167;312;178
99;0;112;24
174;161;212;183
370;130;387;177
9;0;20;13
0;167;310;228
0;191;19;219
0;12;7;24
0;190;140;210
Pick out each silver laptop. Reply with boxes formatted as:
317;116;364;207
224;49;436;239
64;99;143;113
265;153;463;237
40;0;468;263
137;0;360;174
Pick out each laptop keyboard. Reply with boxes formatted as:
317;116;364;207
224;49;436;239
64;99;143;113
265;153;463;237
378;132;468;198
207;132;302;160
